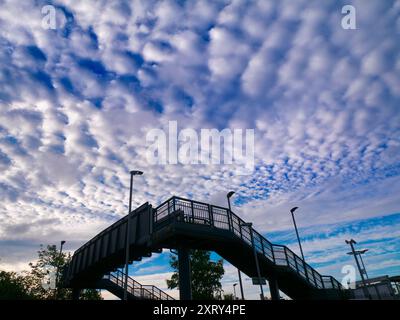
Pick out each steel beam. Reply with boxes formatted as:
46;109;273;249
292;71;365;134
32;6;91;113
269;277;280;300
178;248;192;300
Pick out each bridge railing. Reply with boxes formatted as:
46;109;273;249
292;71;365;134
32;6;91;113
154;196;343;291
103;270;174;300
142;284;175;300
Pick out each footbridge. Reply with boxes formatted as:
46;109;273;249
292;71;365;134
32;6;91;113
63;196;347;300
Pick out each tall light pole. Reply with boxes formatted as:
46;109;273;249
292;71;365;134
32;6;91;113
227;191;244;300
124;170;143;301
290;207;305;261
55;240;66;299
345;239;370;299
347;249;369;280
233;283;238;300
241;222;264;300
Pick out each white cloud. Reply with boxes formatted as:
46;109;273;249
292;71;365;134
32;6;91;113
0;0;399;289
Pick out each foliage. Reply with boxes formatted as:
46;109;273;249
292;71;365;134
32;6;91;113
25;244;69;299
0;244;102;300
166;250;224;299
0;270;35;300
223;293;234;300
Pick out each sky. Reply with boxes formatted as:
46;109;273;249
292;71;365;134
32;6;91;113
0;0;399;299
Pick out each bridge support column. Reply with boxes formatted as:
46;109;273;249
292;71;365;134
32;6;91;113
178;248;192;300
269;278;280;300
72;288;81;300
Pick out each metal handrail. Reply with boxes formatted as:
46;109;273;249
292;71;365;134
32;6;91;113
103;269;174;300
154;196;343;291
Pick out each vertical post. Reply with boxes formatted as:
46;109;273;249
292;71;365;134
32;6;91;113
303;261;310;282
268;277;280;300
227;192;244;300
260;239;265;257
123;170;143;301
249;227;264;300
311;271;318;288
293;250;299;272
283;247;289;267
208;204;214;226
346;239;370;299
124;172;134;301
191;200;194;223
348;241;366;284
358;253;369;279
55;240;65;300
227;191;235;231
228;210;233;231
237;269;244;300
191;201;195;223
330;277;335;289
290;208;309;283
178;248;192;300
290;208;305;261
271;245;276;264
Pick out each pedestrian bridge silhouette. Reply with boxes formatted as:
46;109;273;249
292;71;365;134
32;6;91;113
63;196;346;300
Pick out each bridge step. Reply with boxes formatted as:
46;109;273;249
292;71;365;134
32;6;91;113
98;270;174;300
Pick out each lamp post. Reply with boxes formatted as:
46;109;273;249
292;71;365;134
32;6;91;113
124;170;143;301
241;222;264;300
233;283;238;300
290;207;305;261
347;249;369;280
345;239;371;299
55;240;66;299
227;191;244;300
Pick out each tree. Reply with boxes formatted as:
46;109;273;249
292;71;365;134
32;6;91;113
0;270;34;300
166;250;224;299
25;244;69;299
0;244;102;300
223;293;234;300
26;244;103;300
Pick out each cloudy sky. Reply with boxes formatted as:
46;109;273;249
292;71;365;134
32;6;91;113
0;0;399;299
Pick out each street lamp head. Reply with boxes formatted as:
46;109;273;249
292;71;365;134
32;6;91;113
233;283;238;287
290;207;299;214
345;239;357;244
227;191;235;199
347;249;368;255
61;240;66;246
130;170;143;176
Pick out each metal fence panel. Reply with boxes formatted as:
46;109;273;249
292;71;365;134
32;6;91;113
273;246;288;266
211;206;230;230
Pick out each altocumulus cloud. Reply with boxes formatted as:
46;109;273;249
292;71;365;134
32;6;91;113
0;0;399;288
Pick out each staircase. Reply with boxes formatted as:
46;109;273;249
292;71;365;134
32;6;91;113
97;269;174;300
